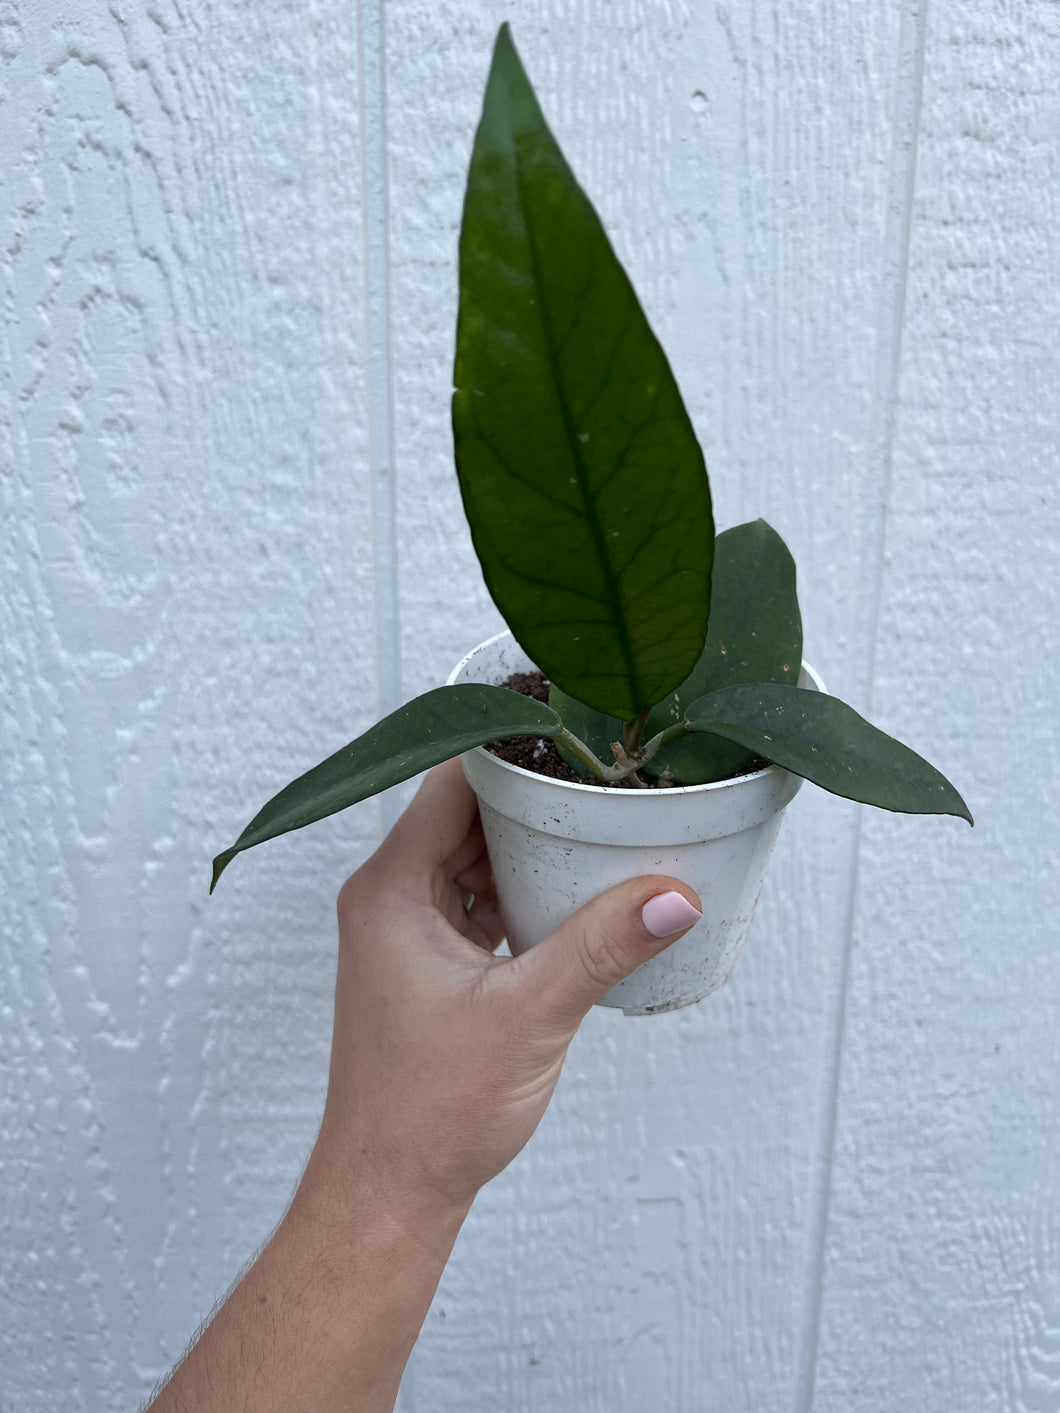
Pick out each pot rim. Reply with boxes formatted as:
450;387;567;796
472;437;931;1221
448;630;825;800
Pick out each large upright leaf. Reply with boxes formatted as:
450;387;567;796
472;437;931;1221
645;518;803;783
211;685;562;890
453;24;714;721
685;684;973;821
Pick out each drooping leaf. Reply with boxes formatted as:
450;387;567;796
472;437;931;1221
645;519;803;783
548;681;622;776
211;685;563;890
685;684;973;821
452;24;714;720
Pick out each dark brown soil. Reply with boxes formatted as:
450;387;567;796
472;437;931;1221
485;671;608;784
486;670;770;788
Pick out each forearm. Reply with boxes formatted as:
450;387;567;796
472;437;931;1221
147;764;698;1410
148;1158;469;1413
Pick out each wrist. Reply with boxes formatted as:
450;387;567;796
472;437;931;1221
290;1139;472;1270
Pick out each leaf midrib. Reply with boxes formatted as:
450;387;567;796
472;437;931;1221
508;116;640;709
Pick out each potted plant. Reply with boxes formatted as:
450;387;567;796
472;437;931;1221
210;26;970;1014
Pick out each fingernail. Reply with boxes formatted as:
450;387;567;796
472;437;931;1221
641;891;703;939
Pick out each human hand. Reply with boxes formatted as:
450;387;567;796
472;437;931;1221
299;756;703;1224
147;757;701;1413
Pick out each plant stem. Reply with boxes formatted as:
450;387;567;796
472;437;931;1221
555;718;694;788
554;728;620;781
610;741;648;787
622;707;652;758
554;728;642;785
636;720;691;768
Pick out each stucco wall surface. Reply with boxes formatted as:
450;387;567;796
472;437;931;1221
1;2;1056;1410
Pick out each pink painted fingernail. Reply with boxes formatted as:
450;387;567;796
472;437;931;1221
641;891;703;938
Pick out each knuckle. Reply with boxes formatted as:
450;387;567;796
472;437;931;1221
573;927;628;993
336;862;374;930
335;872;359;922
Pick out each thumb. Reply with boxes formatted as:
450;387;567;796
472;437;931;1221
510;876;703;1036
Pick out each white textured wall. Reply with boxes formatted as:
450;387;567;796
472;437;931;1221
2;2;1056;1410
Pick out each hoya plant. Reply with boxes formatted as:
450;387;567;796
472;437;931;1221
211;25;969;893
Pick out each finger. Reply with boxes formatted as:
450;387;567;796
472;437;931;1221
444;815;489;883
376;757;479;874
509;876;702;1037
466;890;505;950
453;851;494;903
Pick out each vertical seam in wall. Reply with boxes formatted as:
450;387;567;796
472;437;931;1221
358;0;403;834
794;4;928;1411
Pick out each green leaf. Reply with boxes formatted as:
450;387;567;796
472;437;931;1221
685;684;973;821
452;24;714;720
548;681;622;776
211;684;562;891
645;519;803;783
649;716;756;787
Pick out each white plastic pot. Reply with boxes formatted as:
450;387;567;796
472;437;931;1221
448;632;824;1015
